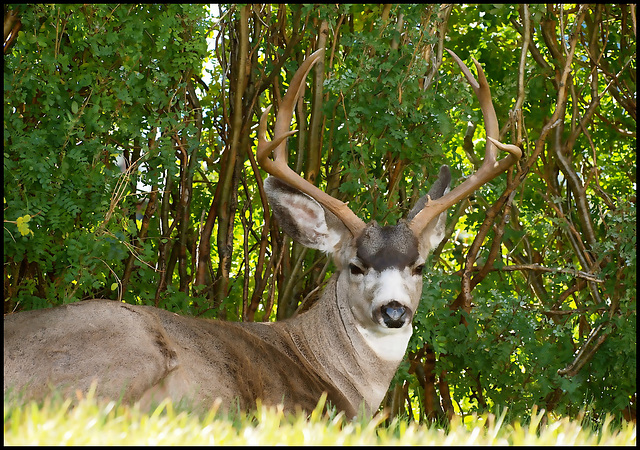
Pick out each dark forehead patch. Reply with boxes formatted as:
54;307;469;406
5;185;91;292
356;222;419;271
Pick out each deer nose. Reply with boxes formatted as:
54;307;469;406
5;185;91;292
380;301;408;328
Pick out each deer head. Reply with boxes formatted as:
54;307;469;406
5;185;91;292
257;49;521;366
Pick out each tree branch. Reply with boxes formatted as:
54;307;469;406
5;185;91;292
455;263;603;283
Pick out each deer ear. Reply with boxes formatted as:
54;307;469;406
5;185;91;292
264;176;350;253
407;165;451;257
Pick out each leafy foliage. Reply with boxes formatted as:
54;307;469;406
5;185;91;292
4;4;210;309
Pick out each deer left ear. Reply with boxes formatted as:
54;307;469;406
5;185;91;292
264;176;350;254
407;165;451;257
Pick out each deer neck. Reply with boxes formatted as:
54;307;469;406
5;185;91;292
284;274;408;415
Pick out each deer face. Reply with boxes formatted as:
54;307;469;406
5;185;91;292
339;222;422;330
265;172;450;363
331;221;436;362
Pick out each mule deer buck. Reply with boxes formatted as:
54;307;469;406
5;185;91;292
4;49;521;417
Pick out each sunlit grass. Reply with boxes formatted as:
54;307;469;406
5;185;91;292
4;387;636;445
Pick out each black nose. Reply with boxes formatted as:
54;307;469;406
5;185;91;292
380;301;408;328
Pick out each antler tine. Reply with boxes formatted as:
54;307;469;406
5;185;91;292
257;49;366;237
409;49;522;235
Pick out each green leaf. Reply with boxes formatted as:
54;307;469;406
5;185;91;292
16;214;34;236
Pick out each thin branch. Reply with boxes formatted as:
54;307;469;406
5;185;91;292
557;323;610;377
454;263;603;283
512;4;530;145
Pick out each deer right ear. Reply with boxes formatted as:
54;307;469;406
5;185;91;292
264;176;350;253
407;165;451;257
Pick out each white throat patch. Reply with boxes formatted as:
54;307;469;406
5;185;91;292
356;323;412;362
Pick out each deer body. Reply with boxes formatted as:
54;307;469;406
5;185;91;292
4;174;449;416
3;287;375;416
4;49;521;416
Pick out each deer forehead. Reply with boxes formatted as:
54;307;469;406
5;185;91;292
355;222;419;271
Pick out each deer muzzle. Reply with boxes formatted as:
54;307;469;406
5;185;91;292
378;301;410;329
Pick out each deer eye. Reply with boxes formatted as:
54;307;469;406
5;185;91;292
413;264;425;276
349;263;365;276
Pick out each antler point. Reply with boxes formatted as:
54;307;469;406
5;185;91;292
487;136;522;159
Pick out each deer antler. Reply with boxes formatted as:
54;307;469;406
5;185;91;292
258;49;521;238
409;49;522;235
257;49;367;237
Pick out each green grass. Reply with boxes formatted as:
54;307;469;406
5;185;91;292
4;389;636;445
